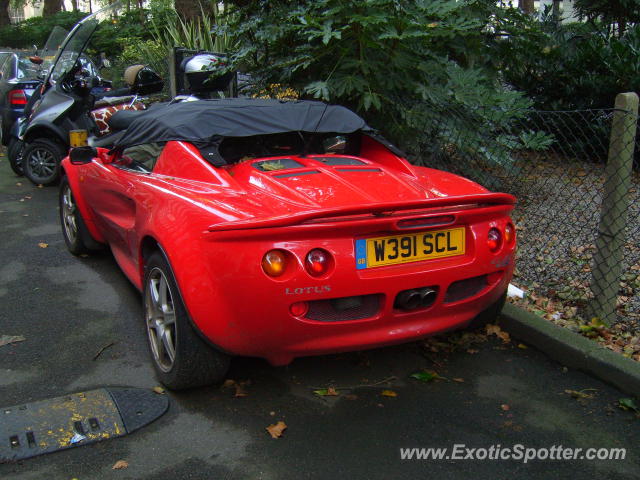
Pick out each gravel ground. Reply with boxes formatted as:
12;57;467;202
508;155;640;326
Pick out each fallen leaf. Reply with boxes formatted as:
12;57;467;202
486;324;510;343
152;386;165;394
37;184;43;189
38;243;48;248
452;378;465;383
410;370;446;382
112;460;129;470
618;398;639;413
0;335;25;347
517;343;528;349
222;379;236;388
381;389;397;397
565;389;596;400
313;387;339;396
269;411;275;416
501;404;510;411
234;383;249;398
467;349;479;354
15;182;22;186
266;421;287;439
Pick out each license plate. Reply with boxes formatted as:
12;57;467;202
355;227;465;269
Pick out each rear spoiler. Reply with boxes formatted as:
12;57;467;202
206;192;515;232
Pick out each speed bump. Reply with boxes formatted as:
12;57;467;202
0;387;168;462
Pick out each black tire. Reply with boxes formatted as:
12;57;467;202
59;176;102;255
7;138;24;176
467;290;507;330
143;251;230;390
23;138;66;186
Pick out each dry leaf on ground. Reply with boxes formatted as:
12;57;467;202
112;460;129;470
381;389;398;397
266;421;287;439
152;386;165;394
486;324;511;343
0;335;25;347
38;242;48;248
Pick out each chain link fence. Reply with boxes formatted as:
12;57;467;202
401;97;639;328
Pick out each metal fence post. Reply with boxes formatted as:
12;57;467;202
588;92;639;324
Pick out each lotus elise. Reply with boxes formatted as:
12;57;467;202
59;99;516;389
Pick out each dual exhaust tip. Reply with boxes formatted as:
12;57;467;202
394;287;438;311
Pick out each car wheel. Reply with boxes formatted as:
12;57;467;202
467;290;507;330
144;251;230;390
23;138;66;186
59;176;101;255
7;138;24;176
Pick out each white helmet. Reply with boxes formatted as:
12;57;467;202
181;54;226;74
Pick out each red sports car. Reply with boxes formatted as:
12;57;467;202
59;99;516;389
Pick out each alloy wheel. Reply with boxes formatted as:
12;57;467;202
27;148;56;181
61;184;78;244
146;267;178;372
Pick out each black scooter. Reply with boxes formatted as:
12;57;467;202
13;3;163;186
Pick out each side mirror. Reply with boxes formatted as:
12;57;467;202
69;146;97;165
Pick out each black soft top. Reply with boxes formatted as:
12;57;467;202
112;98;404;165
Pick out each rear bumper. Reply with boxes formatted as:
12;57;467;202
182;234;515;365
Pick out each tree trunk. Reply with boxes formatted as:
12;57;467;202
43;0;63;16
0;0;10;27
70;0;78;12
175;0;211;20
520;0;535;14
552;0;561;20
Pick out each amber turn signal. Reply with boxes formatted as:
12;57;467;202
262;249;287;277
504;223;515;245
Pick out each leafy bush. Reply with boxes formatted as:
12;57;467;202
493;11;640;110
227;0;533;167
0;11;85;49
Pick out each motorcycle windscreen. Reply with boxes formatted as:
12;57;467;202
47;2;121;86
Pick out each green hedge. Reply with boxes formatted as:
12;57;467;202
0;12;85;49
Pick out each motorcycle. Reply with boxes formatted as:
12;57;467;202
14;2;163;186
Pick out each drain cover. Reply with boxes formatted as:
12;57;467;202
0;387;168;462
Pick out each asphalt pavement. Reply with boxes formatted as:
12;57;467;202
0;158;638;480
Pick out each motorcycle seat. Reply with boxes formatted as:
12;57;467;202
107;109;148;132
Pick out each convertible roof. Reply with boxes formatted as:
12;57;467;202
113;98;373;151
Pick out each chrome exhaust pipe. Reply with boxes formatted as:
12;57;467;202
395;287;439;311
395;290;423;311
419;288;437;308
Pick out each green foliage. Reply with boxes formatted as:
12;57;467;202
228;0;532;167
151;6;232;53
0;11;85;49
493;11;640;110
573;0;640;32
90;8;174;58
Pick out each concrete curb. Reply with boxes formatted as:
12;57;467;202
500;303;640;398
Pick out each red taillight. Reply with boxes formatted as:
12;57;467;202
289;302;308;317
305;249;331;277
504;223;515;245
8;89;27;106
487;228;502;252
